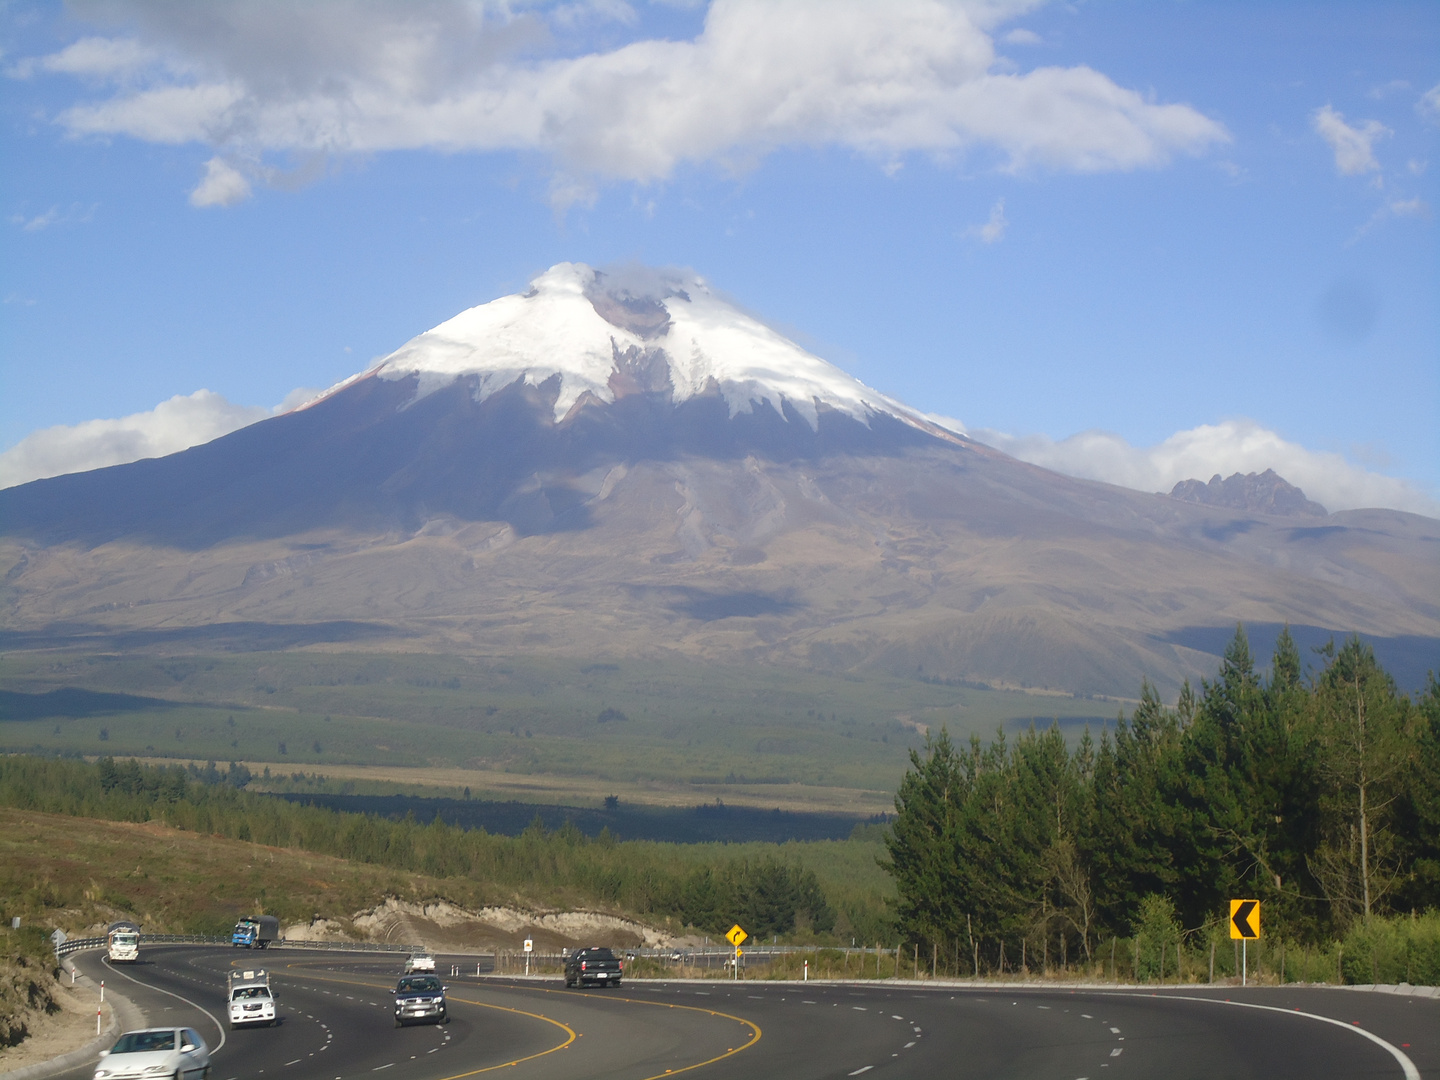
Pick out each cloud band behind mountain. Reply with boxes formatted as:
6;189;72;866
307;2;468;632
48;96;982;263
961;418;1439;518
6;385;1433;520
0;390;268;489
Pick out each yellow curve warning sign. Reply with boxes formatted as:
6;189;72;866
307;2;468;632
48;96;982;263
726;924;748;947
1229;899;1261;939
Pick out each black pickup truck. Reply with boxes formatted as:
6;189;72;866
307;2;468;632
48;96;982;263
564;946;623;989
393;975;448;1026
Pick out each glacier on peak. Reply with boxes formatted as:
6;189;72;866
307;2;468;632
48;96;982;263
367;262;922;431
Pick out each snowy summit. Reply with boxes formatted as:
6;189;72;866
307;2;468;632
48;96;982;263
362;263;922;431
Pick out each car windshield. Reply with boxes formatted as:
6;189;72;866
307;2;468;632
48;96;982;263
232;987;270;999
398;977;441;992
112;1031;175;1054
111;933;138;944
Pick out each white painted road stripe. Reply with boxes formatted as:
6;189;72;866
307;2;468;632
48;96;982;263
848;1068;873;1076
1134;994;1421;1080
102;957;228;1055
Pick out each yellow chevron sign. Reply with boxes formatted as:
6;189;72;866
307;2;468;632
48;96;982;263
1229;899;1261;940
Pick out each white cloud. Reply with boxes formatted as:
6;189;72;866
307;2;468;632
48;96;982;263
27;0;1227;204
11;206;60;231
931;416;1440;517
965;196;1007;242
0;390;268;489
7;35;157;79
1418;82;1440;124
189;156;252;207
9;202;97;231
1002;28;1042;45
1312;105;1389;176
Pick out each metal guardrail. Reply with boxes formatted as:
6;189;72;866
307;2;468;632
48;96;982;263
53;937;885;966
273;939;422;953
55;935;425;958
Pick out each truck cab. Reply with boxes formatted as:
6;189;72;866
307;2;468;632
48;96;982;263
232;915;280;949
106;921;140;963
227;969;276;1028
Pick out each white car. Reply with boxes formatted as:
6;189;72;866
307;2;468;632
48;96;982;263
94;1027;210;1080
403;954;436;973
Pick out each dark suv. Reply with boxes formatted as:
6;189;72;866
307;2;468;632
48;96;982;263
564;946;623;989
393;975;447;1026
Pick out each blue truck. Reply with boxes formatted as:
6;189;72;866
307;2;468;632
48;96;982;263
231;915;280;949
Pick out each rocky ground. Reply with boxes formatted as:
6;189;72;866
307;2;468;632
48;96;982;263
0;962;113;1075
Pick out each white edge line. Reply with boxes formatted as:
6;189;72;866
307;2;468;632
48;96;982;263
1104;992;1419;1080
102;957;228;1055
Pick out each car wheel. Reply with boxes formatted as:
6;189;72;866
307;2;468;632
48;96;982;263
395;1017;403;1028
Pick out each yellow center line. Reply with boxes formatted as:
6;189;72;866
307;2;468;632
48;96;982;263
277;961;762;1079
501;982;763;1080
274;963;576;1078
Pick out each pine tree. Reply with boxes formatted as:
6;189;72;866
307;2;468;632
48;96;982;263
1309;637;1415;924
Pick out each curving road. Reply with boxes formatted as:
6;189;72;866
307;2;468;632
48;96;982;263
55;946;1437;1079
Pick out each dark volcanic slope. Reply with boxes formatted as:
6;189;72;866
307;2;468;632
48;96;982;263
1;373;1436;697
0;373;939;549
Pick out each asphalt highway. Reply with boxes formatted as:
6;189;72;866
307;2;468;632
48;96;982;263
56;947;1437;1080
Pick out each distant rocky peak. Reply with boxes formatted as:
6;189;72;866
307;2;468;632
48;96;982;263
1168;468;1328;517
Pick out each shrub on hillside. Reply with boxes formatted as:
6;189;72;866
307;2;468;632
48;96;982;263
1341;912;1440;986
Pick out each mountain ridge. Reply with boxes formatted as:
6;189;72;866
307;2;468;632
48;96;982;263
1;264;1436;699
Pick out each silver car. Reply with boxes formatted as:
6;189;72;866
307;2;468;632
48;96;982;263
94;1027;210;1080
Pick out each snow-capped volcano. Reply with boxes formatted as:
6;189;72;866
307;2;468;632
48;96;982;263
362;262;926;432
2;260;1435;700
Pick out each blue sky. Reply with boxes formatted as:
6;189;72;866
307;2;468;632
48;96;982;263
2;1;1437;514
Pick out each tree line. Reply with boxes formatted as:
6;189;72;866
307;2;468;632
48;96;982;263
884;628;1440;973
0;754;834;940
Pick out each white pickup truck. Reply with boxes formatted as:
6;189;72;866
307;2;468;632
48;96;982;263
403;955;436;973
227;969;276;1028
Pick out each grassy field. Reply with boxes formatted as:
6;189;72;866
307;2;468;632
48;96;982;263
0;650;1122;807
0;807;439;937
0;802;893;943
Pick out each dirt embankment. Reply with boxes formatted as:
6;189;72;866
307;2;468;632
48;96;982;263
0;952;59;1049
284;897;678;952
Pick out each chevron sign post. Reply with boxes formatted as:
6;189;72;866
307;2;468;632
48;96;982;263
1229;900;1261;986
